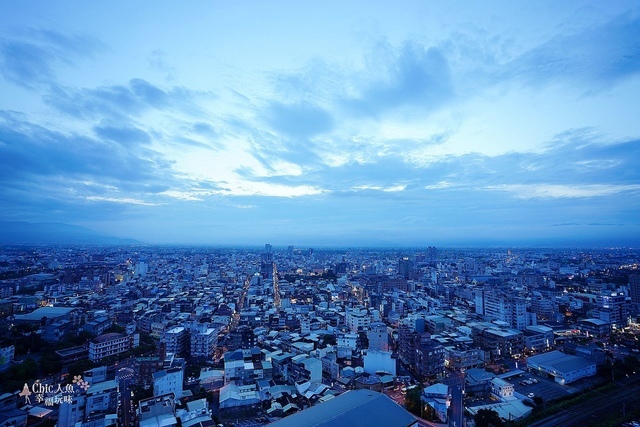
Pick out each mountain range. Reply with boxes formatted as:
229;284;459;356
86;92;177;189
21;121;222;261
0;222;139;245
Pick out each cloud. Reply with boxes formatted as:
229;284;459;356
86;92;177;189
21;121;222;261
487;184;640;199
507;14;640;89
94;124;152;145
0;28;103;87
0;111;177;221
147;49;178;81
266;101;333;138
0;40;54;86
44;78;206;120
343;41;454;117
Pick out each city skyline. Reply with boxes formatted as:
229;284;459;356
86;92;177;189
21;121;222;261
1;1;639;247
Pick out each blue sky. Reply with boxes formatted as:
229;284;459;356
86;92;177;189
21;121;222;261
1;1;639;247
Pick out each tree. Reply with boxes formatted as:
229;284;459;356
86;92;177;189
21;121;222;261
68;359;95;379
474;408;505;427
404;386;423;417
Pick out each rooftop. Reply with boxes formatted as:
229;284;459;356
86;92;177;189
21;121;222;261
267;389;416;427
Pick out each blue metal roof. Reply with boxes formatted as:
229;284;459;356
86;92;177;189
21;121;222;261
267;389;417;427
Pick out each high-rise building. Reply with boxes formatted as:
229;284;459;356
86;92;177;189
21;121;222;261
162;326;189;357
367;322;389;351
261;244;274;279
427;246;437;263
482;291;529;330
397;257;413;279
630;274;640;305
595;291;628;328
190;324;218;359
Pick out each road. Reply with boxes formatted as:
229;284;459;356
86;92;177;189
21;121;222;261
449;384;463;427
118;368;135;427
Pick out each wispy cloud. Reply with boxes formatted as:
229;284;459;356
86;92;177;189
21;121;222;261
342;41;454;117
507;14;640;89
0;28;103;87
488;184;640;199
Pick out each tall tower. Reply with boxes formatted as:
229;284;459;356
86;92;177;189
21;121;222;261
630;274;640;305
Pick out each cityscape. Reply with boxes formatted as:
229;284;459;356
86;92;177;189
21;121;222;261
1;1;640;427
0;244;639;427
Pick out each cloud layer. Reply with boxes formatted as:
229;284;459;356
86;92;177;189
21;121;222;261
0;1;639;246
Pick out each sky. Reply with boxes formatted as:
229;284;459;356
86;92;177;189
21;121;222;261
0;1;639;247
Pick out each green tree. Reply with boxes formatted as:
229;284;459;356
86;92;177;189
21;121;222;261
39;351;62;376
68;359;95;379
103;324;126;334
404;386;423;417
474;408;505;427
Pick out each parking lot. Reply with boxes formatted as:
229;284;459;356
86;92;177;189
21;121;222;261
513;372;571;402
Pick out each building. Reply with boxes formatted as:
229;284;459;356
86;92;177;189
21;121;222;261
58;394;86;427
445;345;484;371
218;382;261;418
56;346;89;367
526;350;596;385
630;274;640;305
490;378;514;400
224;348;272;385
482;292;528;330
268;389;417;427
82;317;113;336
346;308;370;333
398;257;413;279
153;367;184;399
0;346;14;372
400;333;446;381
594;291;628;328
88;333;139;362
289;355;322;384
523;325;554;352
0;409;27;427
13;306;80;326
577;318;610;337
85;380;118;416
363;350;396;376
421;383;449;424
162;327;189;357
137;394;177;427
367;322;389;351
190;324;217;360
473;327;524;360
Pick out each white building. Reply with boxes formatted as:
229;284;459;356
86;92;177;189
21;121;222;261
88;333;139;362
346;308;370;333
526;351;596;385
363;350;396;376
85;380;118;415
490;378;514;400
153;367;184;399
190;324;217;359
367;322;389;351
162;326;188;356
337;333;358;350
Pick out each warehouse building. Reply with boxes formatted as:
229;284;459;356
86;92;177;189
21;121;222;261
526;350;596;385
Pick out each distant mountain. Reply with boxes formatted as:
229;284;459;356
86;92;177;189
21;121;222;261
0;222;140;245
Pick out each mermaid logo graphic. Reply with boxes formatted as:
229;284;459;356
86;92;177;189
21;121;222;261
19;383;32;404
